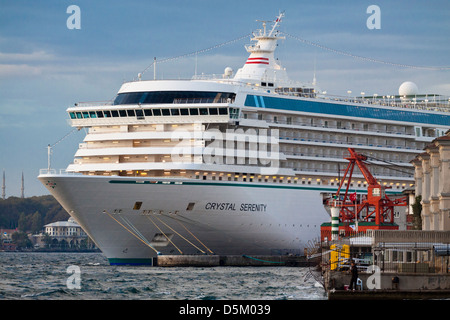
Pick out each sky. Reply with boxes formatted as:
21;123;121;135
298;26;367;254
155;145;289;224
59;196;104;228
0;0;449;197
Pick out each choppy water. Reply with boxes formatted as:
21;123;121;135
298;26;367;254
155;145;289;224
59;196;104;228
0;252;326;300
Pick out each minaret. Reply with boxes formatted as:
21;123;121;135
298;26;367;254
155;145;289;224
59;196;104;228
2;170;5;200
21;171;24;199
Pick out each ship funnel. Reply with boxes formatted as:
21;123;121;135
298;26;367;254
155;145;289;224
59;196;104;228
233;12;288;85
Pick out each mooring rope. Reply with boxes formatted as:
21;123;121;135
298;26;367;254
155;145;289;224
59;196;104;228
175;220;215;255
146;216;183;254
153;215;207;254
103;210;160;254
242;255;284;264
120;216;152;246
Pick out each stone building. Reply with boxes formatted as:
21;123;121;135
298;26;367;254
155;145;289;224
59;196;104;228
45;217;87;238
42;217;95;249
411;131;450;230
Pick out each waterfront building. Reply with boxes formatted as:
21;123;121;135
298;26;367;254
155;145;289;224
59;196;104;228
411;130;450;231
0;228;18;251
42;217;93;249
44;217;87;237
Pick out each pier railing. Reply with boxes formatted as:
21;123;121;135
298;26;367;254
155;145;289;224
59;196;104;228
321;230;450;274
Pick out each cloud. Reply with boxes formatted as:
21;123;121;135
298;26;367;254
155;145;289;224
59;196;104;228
0;50;56;62
0;50;56;77
0;63;43;77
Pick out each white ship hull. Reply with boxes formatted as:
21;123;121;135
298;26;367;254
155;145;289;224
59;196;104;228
39;174;331;265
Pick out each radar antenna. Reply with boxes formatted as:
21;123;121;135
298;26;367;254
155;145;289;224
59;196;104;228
255;12;285;37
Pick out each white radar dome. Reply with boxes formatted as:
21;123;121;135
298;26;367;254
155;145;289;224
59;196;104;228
224;67;233;77
399;81;419;96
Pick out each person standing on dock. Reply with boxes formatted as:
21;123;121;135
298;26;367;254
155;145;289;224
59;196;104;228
349;260;358;291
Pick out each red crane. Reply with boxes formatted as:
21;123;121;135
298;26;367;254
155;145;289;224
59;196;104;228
333;148;407;225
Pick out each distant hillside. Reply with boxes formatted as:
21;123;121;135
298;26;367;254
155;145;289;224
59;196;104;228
0;195;69;233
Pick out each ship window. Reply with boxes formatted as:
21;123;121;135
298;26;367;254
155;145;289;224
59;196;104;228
113;91;236;105
229;108;239;119
69;112;76;119
86;105;229;119
135;109;144;119
133;202;143;210
113;92;142;105
186;202;195;211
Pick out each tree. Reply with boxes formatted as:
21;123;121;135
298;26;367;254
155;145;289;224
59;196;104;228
11;231;32;249
30;211;43;234
0;195;69;232
42;233;52;248
18;212;30;232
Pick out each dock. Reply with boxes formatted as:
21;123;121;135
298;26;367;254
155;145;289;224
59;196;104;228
325;267;450;299
320;230;450;300
155;254;313;267
328;289;450;300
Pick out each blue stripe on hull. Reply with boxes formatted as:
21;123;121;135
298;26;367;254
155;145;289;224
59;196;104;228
244;95;450;126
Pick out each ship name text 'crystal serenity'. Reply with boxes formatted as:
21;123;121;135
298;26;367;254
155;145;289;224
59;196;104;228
39;13;450;265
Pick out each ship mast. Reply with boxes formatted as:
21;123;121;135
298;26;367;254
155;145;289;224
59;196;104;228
267;12;284;37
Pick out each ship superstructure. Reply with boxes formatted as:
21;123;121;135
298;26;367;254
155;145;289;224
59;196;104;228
39;13;450;265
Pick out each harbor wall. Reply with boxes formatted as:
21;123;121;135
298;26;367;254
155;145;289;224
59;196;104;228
326;270;450;291
156;255;311;267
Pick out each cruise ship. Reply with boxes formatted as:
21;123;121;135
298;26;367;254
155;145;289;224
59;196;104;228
38;14;450;265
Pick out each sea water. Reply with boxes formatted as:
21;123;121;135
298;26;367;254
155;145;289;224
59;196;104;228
0;252;326;300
